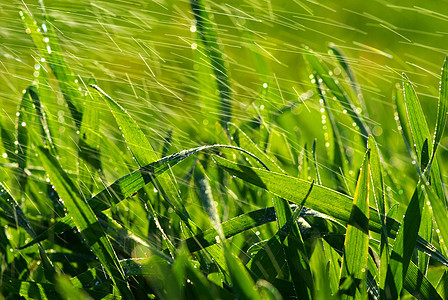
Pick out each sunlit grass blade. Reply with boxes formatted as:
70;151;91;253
214;155;386;233
34;141;134;298
368;135;391;287
402;74;445;199
393;83;415;158
304;47;370;142
339;149;370;299
20;10;83;126
431;56;448;161
419;201;432;274
403;74;431;169
190;0;232;129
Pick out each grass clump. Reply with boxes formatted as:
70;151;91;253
1;2;448;300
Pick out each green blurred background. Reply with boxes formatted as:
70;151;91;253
1;0;448;185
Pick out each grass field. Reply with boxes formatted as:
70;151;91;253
1;0;448;299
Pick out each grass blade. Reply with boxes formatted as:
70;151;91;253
213;156;448;266
304;47;370;142
91;84;195;229
384;182;426;299
20;11;83;126
190;0;232;128
339;149;370;299
431;57;448;161
77;82;102;198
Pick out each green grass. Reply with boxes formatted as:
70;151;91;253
1;1;448;300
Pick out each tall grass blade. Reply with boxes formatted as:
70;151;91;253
190;0;232;129
34;140;134;298
77;82;102;197
20;11;83;126
339;149;370;299
384;182;426;299
432;57;448;162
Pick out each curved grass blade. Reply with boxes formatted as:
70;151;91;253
403;74;431;169
339;149;370;299
214;155;386;233
18;145;267;249
91;84;195;229
229;123;284;174
34;143;134;299
190;0;232;129
393;83;414;158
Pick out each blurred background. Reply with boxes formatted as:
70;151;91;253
1;0;448;187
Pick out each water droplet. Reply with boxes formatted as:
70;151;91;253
190;25;197;33
2;153;7;158
262;82;268;88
